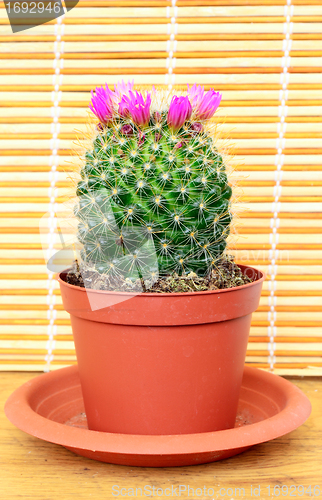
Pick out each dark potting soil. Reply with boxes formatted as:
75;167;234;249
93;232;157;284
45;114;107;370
64;255;255;293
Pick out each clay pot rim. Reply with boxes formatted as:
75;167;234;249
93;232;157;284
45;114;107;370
57;264;266;298
4;365;311;456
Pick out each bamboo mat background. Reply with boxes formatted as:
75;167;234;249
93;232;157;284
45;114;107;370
0;0;322;375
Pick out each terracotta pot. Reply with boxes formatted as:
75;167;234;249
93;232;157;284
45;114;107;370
58;265;265;435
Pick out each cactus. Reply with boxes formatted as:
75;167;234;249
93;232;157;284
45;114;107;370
75;83;232;284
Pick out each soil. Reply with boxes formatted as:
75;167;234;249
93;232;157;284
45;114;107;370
64;255;254;293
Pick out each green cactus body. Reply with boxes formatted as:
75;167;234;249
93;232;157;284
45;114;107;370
75;113;232;280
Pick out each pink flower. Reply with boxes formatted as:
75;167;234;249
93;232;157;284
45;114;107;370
187;83;205;107
89;85;114;125
118;97;130;118
167;96;192;131
113;79;134;100
193;88;222;121
118;91;151;127
153;111;161;123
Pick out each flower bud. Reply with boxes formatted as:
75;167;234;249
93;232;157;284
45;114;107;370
190;122;203;134
167;96;192;131
120;124;133;136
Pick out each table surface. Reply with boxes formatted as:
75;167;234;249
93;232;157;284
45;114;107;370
1;372;321;500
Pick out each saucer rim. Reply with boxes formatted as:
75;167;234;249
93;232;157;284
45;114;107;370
4;365;312;457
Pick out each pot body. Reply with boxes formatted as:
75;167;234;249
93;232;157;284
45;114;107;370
58;265;265;435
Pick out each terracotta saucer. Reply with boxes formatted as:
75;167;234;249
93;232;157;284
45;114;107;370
4;365;311;467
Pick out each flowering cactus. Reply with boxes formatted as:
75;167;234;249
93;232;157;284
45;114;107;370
75;82;232;281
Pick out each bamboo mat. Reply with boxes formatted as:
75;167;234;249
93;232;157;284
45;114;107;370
0;0;321;375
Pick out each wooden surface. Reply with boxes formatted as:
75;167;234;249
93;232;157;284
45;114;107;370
1;372;321;500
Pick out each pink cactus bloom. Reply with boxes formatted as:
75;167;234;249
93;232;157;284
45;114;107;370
187;84;222;120
118;91;151;127
167;96;192;131
113;79;135;100
187;83;205;107
154;111;161;123
118;97;131;118
194;89;222;121
89;85;114;125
